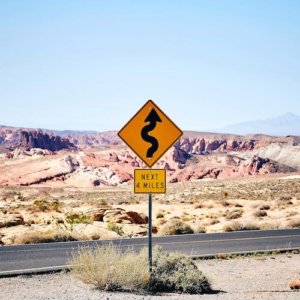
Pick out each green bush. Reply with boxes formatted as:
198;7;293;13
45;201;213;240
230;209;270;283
107;221;123;235
65;213;92;225
33;198;61;212
149;248;211;294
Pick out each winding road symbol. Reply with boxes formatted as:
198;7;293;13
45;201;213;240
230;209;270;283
118;100;182;167
141;108;162;158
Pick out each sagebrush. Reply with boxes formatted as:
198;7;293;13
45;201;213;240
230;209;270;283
70;245;211;294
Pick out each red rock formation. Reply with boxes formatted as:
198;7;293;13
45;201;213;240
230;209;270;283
175;137;257;155
20;131;76;151
238;155;294;176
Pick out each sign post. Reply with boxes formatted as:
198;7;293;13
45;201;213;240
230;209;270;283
148;192;152;272
118;100;183;272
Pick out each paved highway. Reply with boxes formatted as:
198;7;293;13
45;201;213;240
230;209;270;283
1;229;300;276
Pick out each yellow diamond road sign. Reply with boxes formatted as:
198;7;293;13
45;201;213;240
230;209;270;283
134;169;166;194
118;100;183;167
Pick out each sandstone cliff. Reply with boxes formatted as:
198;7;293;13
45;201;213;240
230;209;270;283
20;131;76;151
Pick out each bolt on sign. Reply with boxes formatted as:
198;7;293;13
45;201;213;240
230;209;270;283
134;169;166;194
118;100;183;168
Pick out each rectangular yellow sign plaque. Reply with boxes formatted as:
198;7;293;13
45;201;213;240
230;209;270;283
134;169;166;194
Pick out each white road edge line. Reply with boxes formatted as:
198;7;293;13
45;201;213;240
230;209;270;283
0;234;299;253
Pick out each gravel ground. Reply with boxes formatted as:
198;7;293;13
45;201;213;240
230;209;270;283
1;254;300;300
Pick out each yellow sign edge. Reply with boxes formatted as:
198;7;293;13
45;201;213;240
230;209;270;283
134;168;167;194
118;99;183;167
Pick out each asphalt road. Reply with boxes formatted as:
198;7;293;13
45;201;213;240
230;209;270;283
1;229;300;276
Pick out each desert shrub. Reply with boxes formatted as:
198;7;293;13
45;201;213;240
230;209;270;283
225;209;243;220
286;211;298;217
216;253;231;260
241;223;260;231
71;244;149;292
259;204;270;211
159;220;194;236
156;218;167;226
65;213;92;225
259;222;281;230
15;230;86;244
99;199;108;206
181;216;194;222
205;213;220;219
223;221;260;232
70;245;212;294
0;215;24;228
206;219;220;226
279;195;293;201
149;248;211;294
193;224;206;233
33;198;61;212
275;199;293;207
220;200;230;207
107;221;123;235
288;218;300;229
254;210;268;218
156;211;165;219
275;195;293;207
194;203;204;209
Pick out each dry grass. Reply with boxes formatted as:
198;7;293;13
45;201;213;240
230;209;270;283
65;212;93;225
159;220;194;236
193;222;206;233
223;221;260;232
259;222;282;230
70;245;211;294
288;218;300;229
32;198;62;212
14;230;87;244
156;210;165;219
71;244;149;292
259;204;270;210
254;210;268;218
107;221;123;235
225;209;243;220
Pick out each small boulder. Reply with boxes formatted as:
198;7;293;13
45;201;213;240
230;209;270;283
103;209;125;223
126;211;148;224
0;215;25;228
93;211;106;222
289;279;300;290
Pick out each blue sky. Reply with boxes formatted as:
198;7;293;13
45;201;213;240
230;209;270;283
0;0;299;131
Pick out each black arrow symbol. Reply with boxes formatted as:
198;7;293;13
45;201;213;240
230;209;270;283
141;108;162;158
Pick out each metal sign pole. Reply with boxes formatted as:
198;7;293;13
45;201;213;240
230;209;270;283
118;100;183;274
148;192;152;273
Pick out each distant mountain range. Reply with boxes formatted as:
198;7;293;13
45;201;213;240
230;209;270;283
0;125;98;136
1;112;300;137
215;113;300;136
